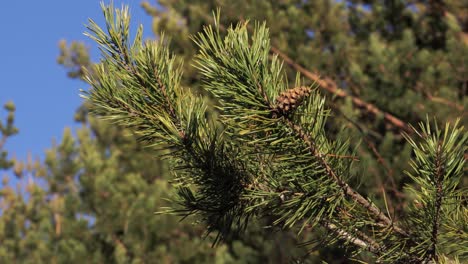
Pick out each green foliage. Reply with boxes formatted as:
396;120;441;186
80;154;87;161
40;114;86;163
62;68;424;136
0;101;18;170
403;119;467;261
142;0;467;193
190;18;353;238
1;4;310;262
81;3;467;263
1;1;467;263
0;114;242;263
57;40;91;79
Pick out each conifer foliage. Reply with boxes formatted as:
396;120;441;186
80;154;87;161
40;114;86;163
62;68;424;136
82;3;467;263
0;102;18;170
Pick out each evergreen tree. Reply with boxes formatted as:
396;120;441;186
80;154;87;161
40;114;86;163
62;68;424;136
1;1;466;263
1;9;308;264
82;2;467;263
1;104;307;263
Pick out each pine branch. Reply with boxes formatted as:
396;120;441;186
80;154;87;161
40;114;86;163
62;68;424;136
195;11;414;136
425;93;465;112
84;5;467;262
429;141;444;262
196;13;412;135
83;4;260;245
191;16;421;259
404;119;467;262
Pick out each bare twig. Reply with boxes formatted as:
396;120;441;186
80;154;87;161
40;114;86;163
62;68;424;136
270;46;413;134
54;213;62;236
323;221;382;255
426;94;464;112
0;135;6;150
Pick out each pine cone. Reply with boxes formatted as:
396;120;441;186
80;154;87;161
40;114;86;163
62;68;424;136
275;86;311;115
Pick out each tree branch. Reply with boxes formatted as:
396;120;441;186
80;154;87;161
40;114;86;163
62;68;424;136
198;8;413;135
429;142;444;262
281;117;409;238
425;93;465;112
270;46;413;134
323;221;382;255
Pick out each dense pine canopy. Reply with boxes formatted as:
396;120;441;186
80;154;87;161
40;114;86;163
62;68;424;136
1;1;466;263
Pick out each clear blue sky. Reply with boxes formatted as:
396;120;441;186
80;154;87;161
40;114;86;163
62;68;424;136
1;1;155;165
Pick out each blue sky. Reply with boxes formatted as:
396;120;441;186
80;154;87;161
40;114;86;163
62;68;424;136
1;1;155;165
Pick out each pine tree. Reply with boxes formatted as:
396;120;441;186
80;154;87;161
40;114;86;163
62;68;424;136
2;104;307;263
2;1;467;263
81;3;467;263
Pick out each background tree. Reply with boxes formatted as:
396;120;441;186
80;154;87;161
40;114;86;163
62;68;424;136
0;1;466;263
1;102;312;263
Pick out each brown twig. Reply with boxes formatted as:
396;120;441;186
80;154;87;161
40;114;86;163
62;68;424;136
325;153;360;161
425;93;465;112
270;46;413;134
334;105;408;215
0;135;6;150
54;213;62;237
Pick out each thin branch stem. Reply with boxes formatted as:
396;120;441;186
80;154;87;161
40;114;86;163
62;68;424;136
323;221;382;255
281;117;409;237
337;107;405;207
270;46;413;134
0;135;6;150
425;93;464;112
429;142;444;262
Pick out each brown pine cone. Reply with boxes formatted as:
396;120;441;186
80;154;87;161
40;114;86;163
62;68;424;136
275;86;311;115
